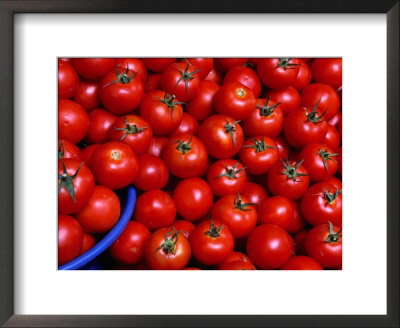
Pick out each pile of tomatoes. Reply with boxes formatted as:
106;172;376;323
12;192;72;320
58;57;342;270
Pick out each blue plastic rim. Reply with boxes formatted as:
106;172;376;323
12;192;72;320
59;186;137;270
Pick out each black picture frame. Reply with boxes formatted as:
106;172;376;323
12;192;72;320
0;1;398;327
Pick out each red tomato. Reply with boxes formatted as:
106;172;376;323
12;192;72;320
186;80;220;122
300;182;342;227
283;105;328;149
108;115;153;155
218;251;253;268
206;159;247;197
90;142;138;190
281;256;323;270
190;219;234;266
99;66;144;115
134;190;176;230
110;221;151;265
58;60;79;99
223;66;261;98
218;261;256;270
80;144;100;167
85;108;117;144
292;59;312;90
169;113;199;138
243;98;284;139
76;186;121;234
139;91;183;135
72;58;115;80
242;182;268;207
301;83;340;120
142;58;176;72
214;82;256;120
286;201;306;235
58;99;89;144
257;58;300;89
79;232;96;255
114;58;147;84
211;193;257;238
204;66;222;84
239;136;279;175
322;176;342;190
304;222;342;268
214;58;248;72
328;111;342;130
299;143;339;181
187;58;214;79
72;78;100;111
58;159;95;214
274;136;290;160
198;114;244;159
162;134;208;179
311;58;342;89
294;229;309;255
257;196;293;230
266;159;310;201
133;154;169;191
246;224;295;269
161;61;201;102
173;177;213;222
58;214;83;265
170;220;196;239
144;73;162;93
323;124;341;150
58;139;82;160
144;227;191;270
146;136;168;157
265;86;301;115
337;146;342;176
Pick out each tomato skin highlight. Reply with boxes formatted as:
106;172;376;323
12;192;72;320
311;58;342;89
186;80;220;123
257;196;293;230
58;214;84;265
73;78;101;111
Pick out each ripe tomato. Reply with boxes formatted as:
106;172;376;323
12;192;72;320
144;73;162;93
108;115;153;155
323;124;341;150
214;58;248;72
218;261;256;270
186;80;220;122
58;139;82;161
58;60;79;99
190;219;234;266
281;256;323;270
58;99;89;144
286;201;306;235
300;182;342;227
169;113;199;138
257;196;293;230
79;232;96;255
144;227;191;270
139;91;183;135
58;214;83;265
337;146;342;176
294;229;309;255
217;251;253;268
257;58;300;89
173;177;213;222
133;153;169;191
304;222;342;268
301;83;340;120
292;59;312;90
76;186;121;234
187;58;214;79
162;134;208;179
72;78;101;111
58;159;95;214
283;105;328;149
211;193;257;239
206;159;247;197
299;143;339;181
243;97;284;139
223;66;262;98
322;176;342;190
311;58;342;89
266;159;310;201
134;190;176;230
239;136;279;175
110;221;151;265
204;66;222;84
246;224;295;269
242;182;268;207
80;144;100;167
274;135;290;160
90;142;138;190
114;58;148;84
198;114;244;159
161;61;201;102
72;58;115;80
265;86;301;116
99;66;144;114
170;220;196;239
142;58;176;72
146;136;168;157
85;108;117;144
214;82;256;120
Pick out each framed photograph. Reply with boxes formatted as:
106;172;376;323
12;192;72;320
0;1;398;327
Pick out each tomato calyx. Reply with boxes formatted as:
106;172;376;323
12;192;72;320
277;58;299;70
256;97;281;117
205;219;224;238
325;221;342;243
281;158;308;182
224;119;241;149
216;162;246;179
174;138;192;155
306;100;327;123
243;136;277;153
156;228;182;257
58;141;65;159
113;117;148;141
153;93;185;120
323;187;342;204
175;61;202;94
58;160;84;202
234;193;258;211
103;66;139;87
318;148;339;172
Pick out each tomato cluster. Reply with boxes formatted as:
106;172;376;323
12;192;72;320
58;57;342;270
